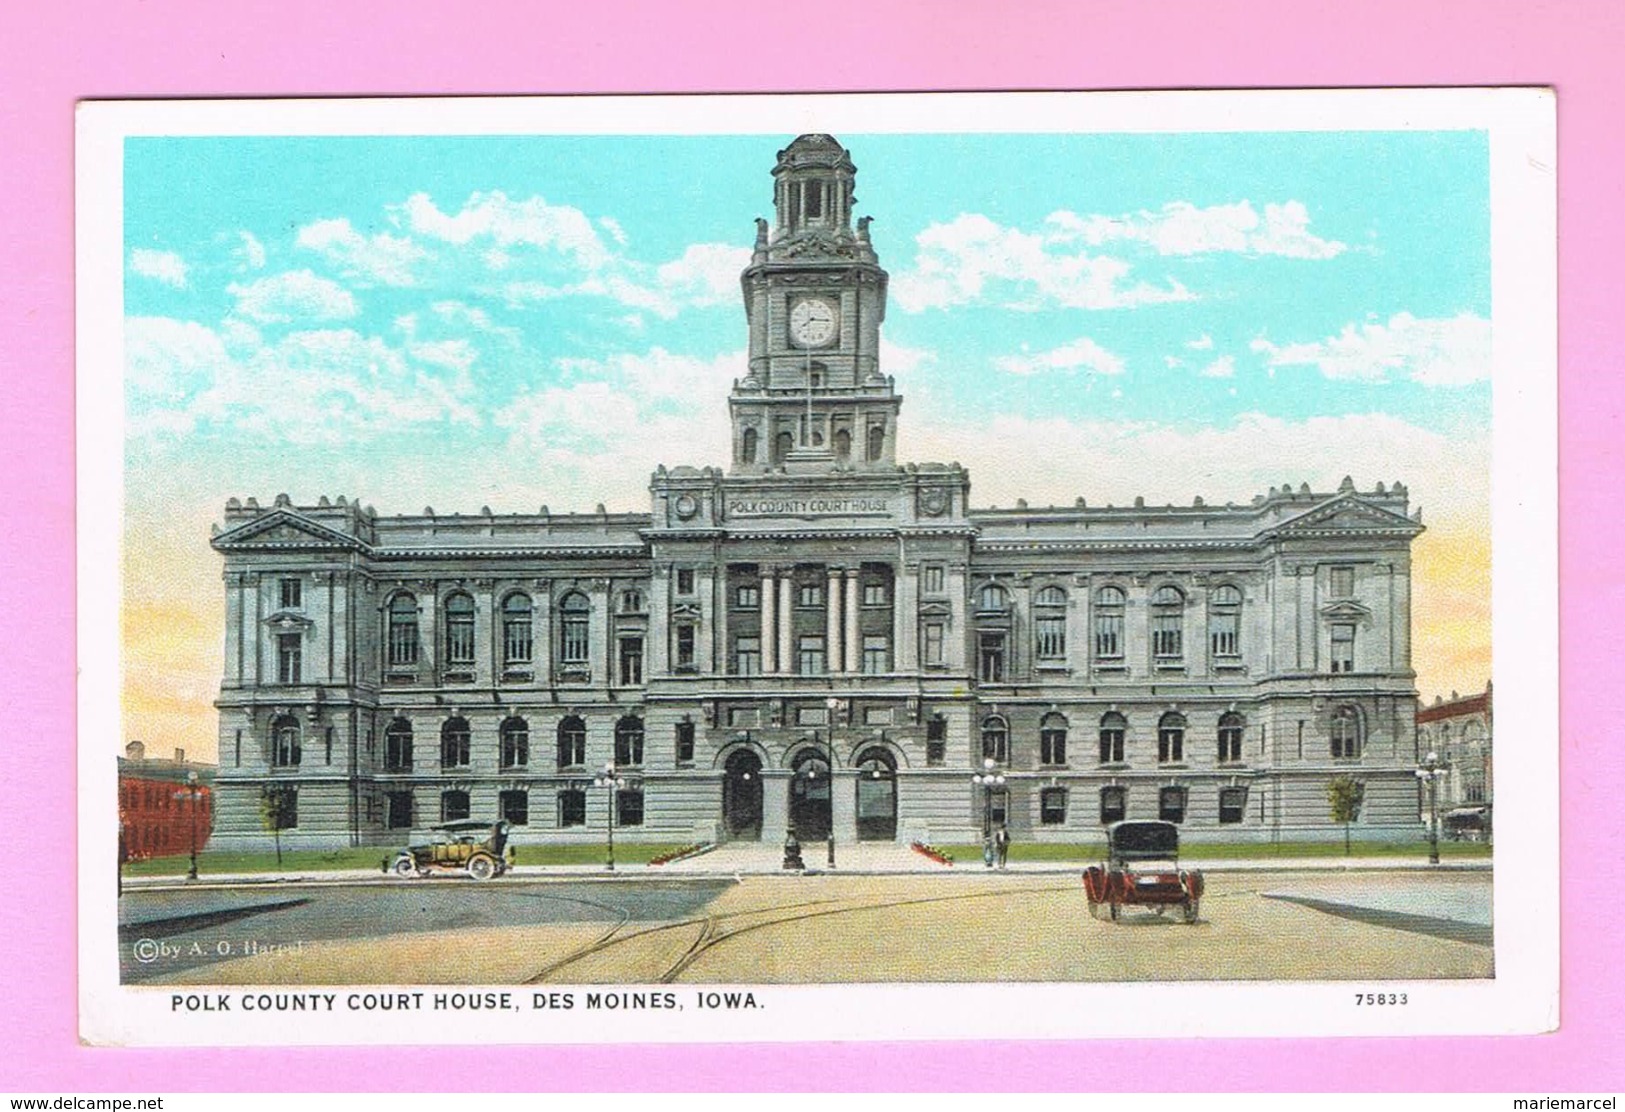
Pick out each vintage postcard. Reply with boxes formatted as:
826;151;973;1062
76;90;1556;1046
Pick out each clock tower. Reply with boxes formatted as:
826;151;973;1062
730;134;900;474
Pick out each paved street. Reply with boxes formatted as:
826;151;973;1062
121;868;1492;985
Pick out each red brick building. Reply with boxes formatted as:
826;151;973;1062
118;741;215;861
1416;682;1492;813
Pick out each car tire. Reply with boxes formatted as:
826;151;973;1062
467;854;496;881
391;857;417;878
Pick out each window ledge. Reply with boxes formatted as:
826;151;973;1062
501;669;534;682
1097;762;1130;771
1158;763;1190;770
1093;661;1127;672
1034;662;1069;672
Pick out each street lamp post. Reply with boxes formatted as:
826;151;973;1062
824;696;839;869
593;763;625;872
1415;750;1449;865
971;758;1006;868
174;771;202;881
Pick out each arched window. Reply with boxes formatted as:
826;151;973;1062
774;430;793;463
1099;711;1126;764
834;427;852;458
500;716;529;769
741;426;758;464
1157;711;1186;763
558;592;590;666
557;715;586;770
384;717;413;772
981;715;1009;765
614;716;644;767
440;789;470;823
1151;586;1185;662
387;592;419;667
979;583;1009;611
1331;705;1362;760
1040;712;1068;766
1218;712;1245;764
1209;584;1242;659
1094;586;1126;661
443;592;475;667
271;714;301;768
440;716;470;769
501;592;533;665
1034;586;1067;661
867;423;885;461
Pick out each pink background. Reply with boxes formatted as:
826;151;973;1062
5;0;1617;1091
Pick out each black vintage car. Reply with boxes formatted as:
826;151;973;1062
386;819;511;880
1081;819;1204;923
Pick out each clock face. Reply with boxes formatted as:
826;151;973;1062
789;297;838;348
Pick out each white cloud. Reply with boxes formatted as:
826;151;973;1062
994;337;1125;377
235;231;267;271
1250;312;1490;385
1047;200;1346;260
891;213;1192;312
296;217;425;286
1186;334;1214;351
1198;355;1236;379
879;337;936;376
399;190;612;270
655;243;753;308
129;248;188;288
227;270;359;324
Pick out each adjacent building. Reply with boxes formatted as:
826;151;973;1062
209;134;1428;850
1416;683;1493;815
118;741;215;861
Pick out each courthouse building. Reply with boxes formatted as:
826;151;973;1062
209;134;1428;850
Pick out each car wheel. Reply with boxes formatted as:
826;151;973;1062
391;857;417;878
467;854;496;881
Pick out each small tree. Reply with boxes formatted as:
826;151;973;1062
1326;775;1365;856
259;787;297;867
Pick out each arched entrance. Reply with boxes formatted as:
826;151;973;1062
722;750;763;840
854;747;898;841
789;749;832;841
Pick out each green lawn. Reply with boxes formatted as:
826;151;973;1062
123;842;699;876
933;840;1493;863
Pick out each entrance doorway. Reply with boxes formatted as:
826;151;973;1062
722;749;763;840
854;747;898;841
789;749;832;841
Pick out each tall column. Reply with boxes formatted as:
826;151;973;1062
760;771;790;845
845;568;861;674
778;574;794;673
760;569;777;674
826;566;844;673
891;565;908;673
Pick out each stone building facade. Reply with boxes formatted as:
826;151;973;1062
1416;684;1493;813
209;134;1428;850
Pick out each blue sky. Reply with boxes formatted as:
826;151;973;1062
121;130;1494;754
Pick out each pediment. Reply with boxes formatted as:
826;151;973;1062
262;609;315;631
212;510;360;552
1269;495;1421;538
1319;599;1373;621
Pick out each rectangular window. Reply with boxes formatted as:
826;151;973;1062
798;583;824;608
1100;786;1126;824
922;565;945;595
676;568;695;596
1330;566;1355;598
503;615;532;665
1040;788;1067;825
446;612;475;667
1099;725;1125;764
1330;623;1356;673
619;637;644;685
978;632;1006;682
796;706;829;726
1159;786;1187;823
727;707;760;728
388;609;419;668
558;790;586;828
617;789;644;827
277;633;302;684
1152;613;1183;660
1094;613;1123;660
1158;726;1184;764
926;715;947;766
387;791;413;829
1041;725;1067;766
922;622;945;666
500;790;529;826
735;584;759;609
861;635;889;674
279;577;302;610
1219;787;1247;824
1210;612;1240;658
675;721;695;765
798;635;826;674
561;616;589;665
863;583;888;606
675;624;696;670
1035;615;1067;661
440;790;470;823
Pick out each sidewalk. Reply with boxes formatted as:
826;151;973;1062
122;846;1490;890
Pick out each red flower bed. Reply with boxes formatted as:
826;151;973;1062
648;843;711;866
910;841;954;866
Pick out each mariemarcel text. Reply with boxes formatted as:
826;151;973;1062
169;990;761;1013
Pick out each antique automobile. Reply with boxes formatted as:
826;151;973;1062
1082;819;1204;924
1443;805;1492;842
386;819;511;880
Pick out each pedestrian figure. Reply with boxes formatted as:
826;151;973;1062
994;826;1010;869
983;836;995;868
